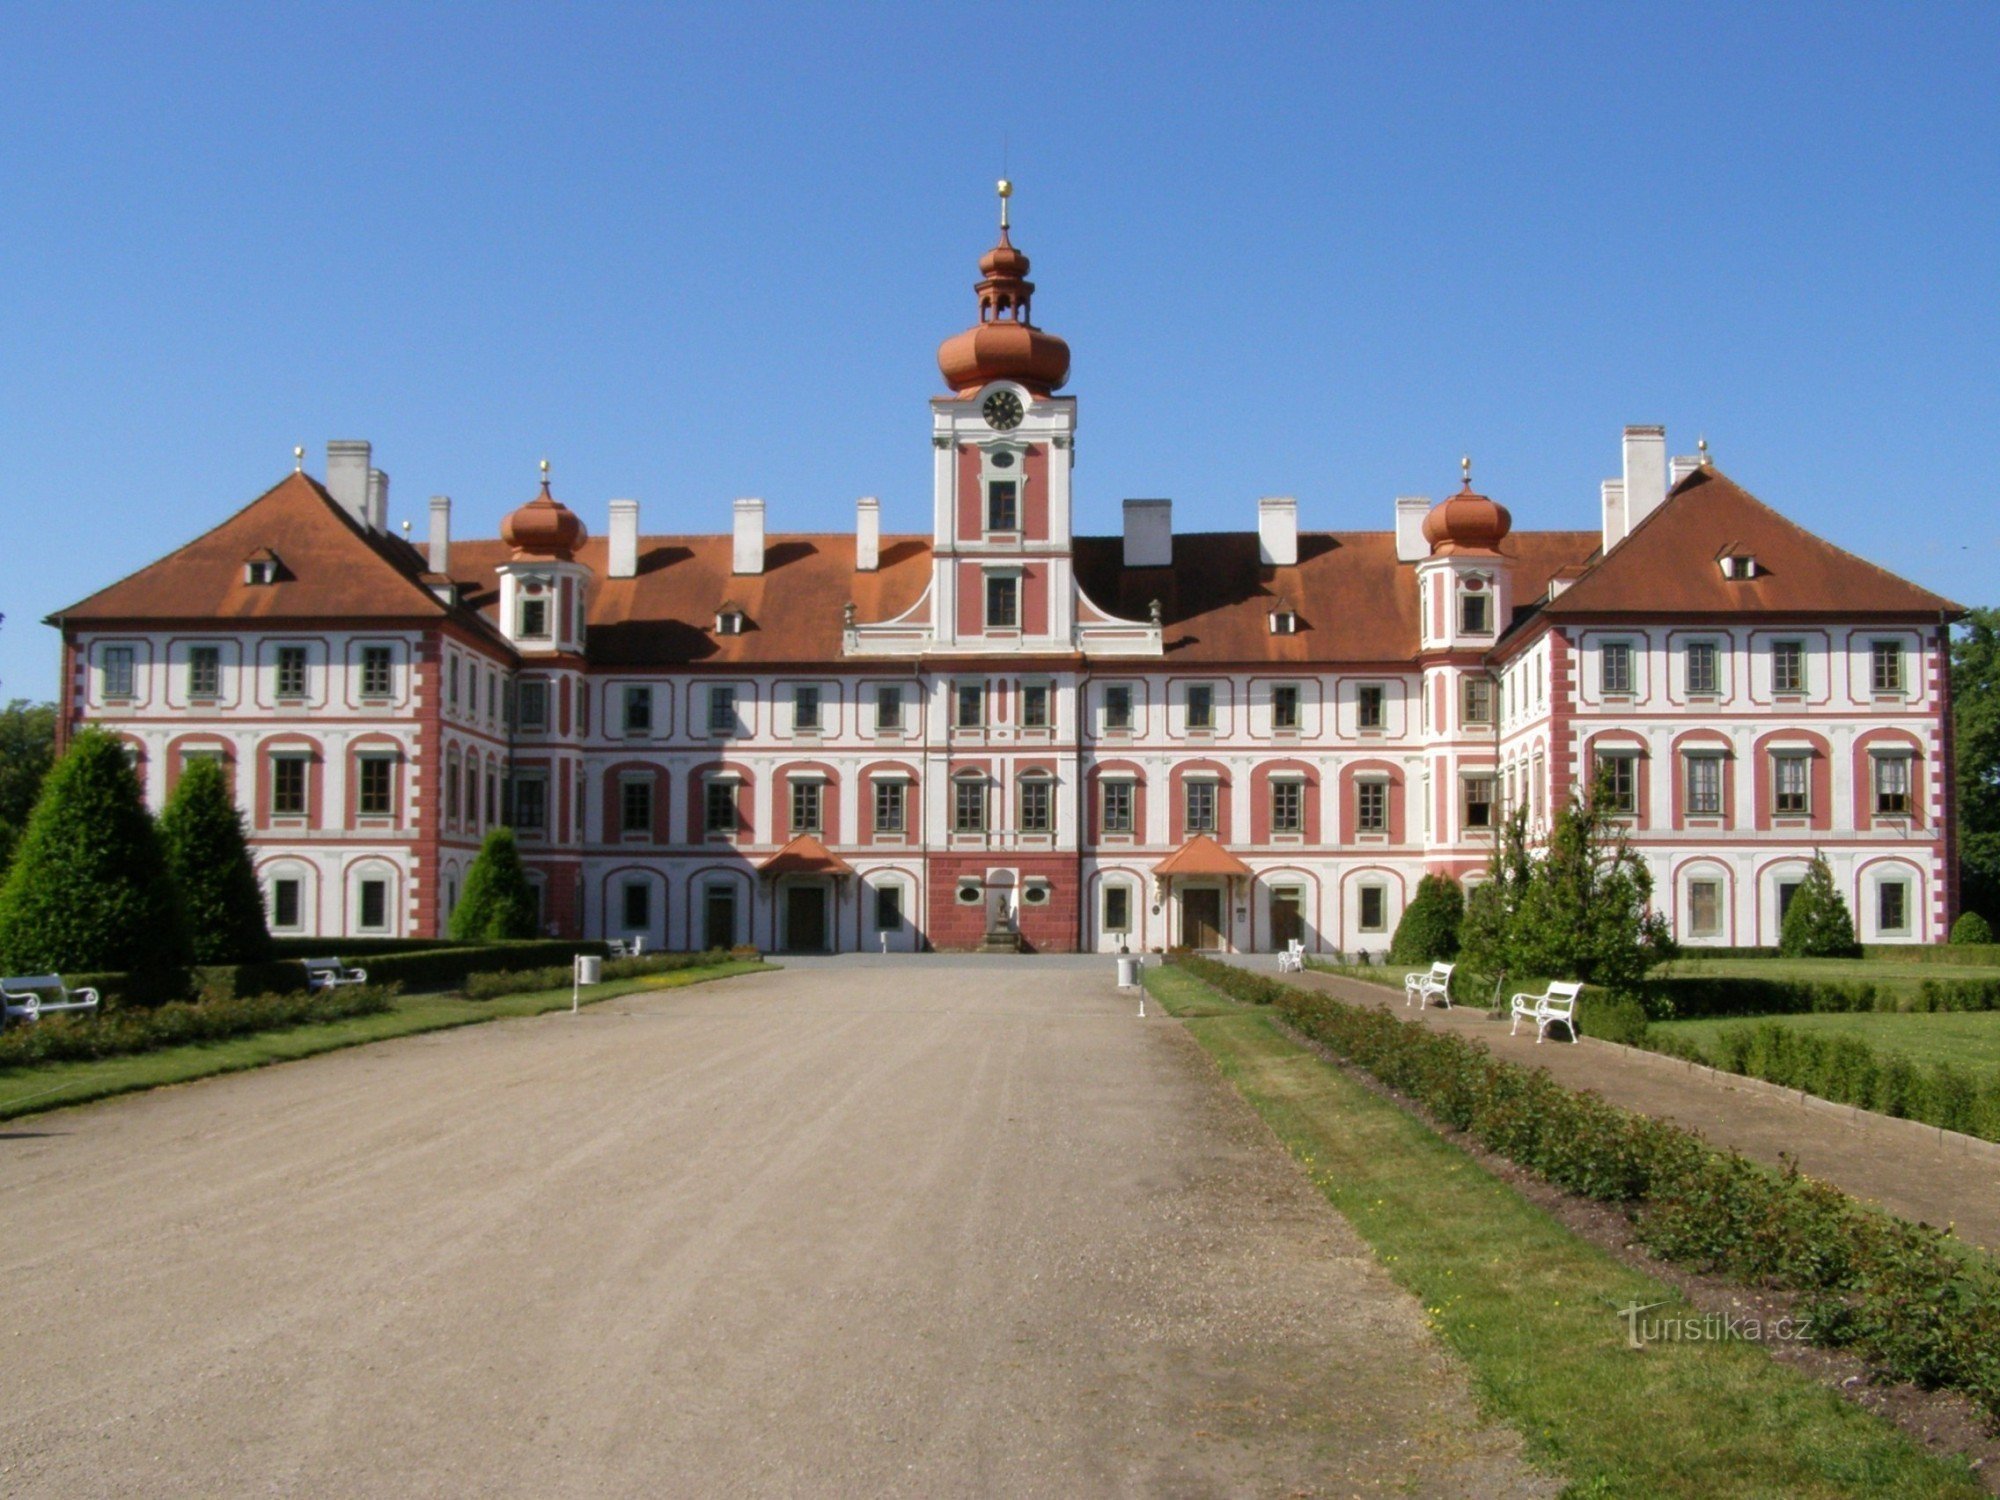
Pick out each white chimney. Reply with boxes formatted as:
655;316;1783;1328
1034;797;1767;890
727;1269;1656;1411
365;468;390;532
325;440;371;526
1257;495;1298;567
1622;424;1668;532
855;496;880;572
1394;496;1431;563
1670;454;1702;485
427;495;451;574
732;497;766;575
608;499;638;579
1601;479;1628;551
1122;499;1172;568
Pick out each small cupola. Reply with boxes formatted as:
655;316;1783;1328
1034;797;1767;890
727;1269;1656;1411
936;181;1072;398
1421;456;1513;556
501;460;587;560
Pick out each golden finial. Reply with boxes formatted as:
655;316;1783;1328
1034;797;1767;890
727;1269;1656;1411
538;457;550;490
1461;454;1472;489
292;445;304;472
1697;436;1710;466
997;177;1012;231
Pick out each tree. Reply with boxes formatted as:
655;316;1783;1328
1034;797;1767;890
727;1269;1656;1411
1950;911;1993;945
1954;607;2000;922
1458;804;1534;980
1507;788;1675;992
0;700;58;876
449;827;539;940
1779;850;1861;958
158;757;271;964
1389;873;1464;964
0;727;193;978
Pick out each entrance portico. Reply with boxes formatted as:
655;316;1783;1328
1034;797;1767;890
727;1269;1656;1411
1153;835;1252;952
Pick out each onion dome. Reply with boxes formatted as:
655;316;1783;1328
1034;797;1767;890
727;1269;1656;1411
937;180;1071;397
1422;456;1512;555
501;461;587;560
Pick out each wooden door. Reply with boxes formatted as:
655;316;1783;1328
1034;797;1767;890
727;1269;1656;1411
1181;888;1223;950
703;887;736;952
1270;889;1304;951
786;885;828;952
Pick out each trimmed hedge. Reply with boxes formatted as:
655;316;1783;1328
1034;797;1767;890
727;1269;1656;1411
1176;953;2000;1420
461;948;752;1000
1645;974;2000;1022
356;940;607;994
0;984;396;1068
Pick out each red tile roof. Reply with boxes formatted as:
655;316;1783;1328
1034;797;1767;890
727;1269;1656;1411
758;835;855;878
1153;834;1253;878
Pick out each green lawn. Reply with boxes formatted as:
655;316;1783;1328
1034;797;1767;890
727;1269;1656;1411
1656;956;2000;987
1145;964;1982;1499
0;960;770;1122
1653;1008;2000;1079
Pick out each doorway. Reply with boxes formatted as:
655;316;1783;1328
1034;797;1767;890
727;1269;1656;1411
1181;887;1224;950
703;886;737;952
784;883;829;953
1269;887;1304;951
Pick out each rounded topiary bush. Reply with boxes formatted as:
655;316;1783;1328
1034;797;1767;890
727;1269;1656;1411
449;827;540;940
1950;911;1994;946
1389;874;1464;964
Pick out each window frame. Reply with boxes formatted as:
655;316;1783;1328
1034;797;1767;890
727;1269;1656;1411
1358;885;1387;933
1772;752;1812;816
875;685;903;732
1872;752;1913;816
1103;684;1134;732
1101;778;1135;835
622;685;653;735
951;774;987;834
1183;778;1218;834
1270;777;1303;835
1017;774;1053;834
1685;640;1719;696
1021;682;1050;729
1685;753;1725;817
1356;684;1385;731
792;684;822;733
1877;879;1910;935
357;878;389;933
954;681;985;730
703;776;740;836
1462;675;1495;725
872;777;907;835
359;645;394;700
706;685;739;736
102;645;137;700
1601;641;1633;696
274;645;308;701
516;679;550;734
270;877;303;932
510;772;549;833
1185;683;1215;732
1688;877;1723;937
620;775;654;836
188;645;221;700
1870;640;1904;695
1462;774;1496;830
270;753;310;818
356;754;396;819
1356;778;1388;833
1103;884;1133;935
984;572;1020;631
1594;751;1638;815
1272;683;1300;732
1773;640;1807;695
790;777;824;835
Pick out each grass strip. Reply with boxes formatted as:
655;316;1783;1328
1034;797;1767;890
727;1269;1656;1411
0;960;770;1122
1146;963;1982;1498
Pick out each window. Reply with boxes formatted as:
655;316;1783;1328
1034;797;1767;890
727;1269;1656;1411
1184;779;1217;834
245;558;277;586
1878;881;1910;935
790;778;823;834
271;755;308;817
448;657;460;712
360;646;393;699
511;774;548;832
271;878;302;931
1359;886;1387;933
952;776;986;834
873;778;906;835
1686;641;1719;695
517;680;549;733
704;778;739;835
1104;685;1133;731
1773;640;1806;694
707;685;738;735
621;777;653;835
357;756;394;818
622;686;653;735
875;884;904;931
876;686;903;731
358;879;388;932
1773;753;1811;815
986;479;1018;532
715;608;744;636
1462;676;1494;724
446;757;461;822
1273;684;1300;731
985;574;1019;629
1778;879;1803;923
1271;779;1303;834
1601;642;1633;695
468;666;479;718
1103;885;1132;934
1270;609;1299;635
955;682;984;729
1019;776;1052;833
1021;683;1050;728
275;646;307;700
1357;684;1385;731
1871;640;1904;694
1688;879;1722;937
1186;684;1214;730
1356;779;1387;833
792;685;822;732
622;880;651;931
485;768;496;826
1595;752;1637;814
517;596;549;639
188;646;221;699
1686;754;1724;816
1102;779;1134;834
1463;775;1495;829
1459;588;1492;635
1873;754;1912;816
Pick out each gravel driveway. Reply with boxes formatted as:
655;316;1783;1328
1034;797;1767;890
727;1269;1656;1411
0;957;1547;1497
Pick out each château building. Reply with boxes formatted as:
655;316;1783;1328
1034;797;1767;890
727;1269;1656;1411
48;188;1963;953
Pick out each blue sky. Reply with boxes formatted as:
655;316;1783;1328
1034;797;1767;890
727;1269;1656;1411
4;2;1995;701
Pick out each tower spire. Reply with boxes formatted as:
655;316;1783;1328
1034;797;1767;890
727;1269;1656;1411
998;176;1012;232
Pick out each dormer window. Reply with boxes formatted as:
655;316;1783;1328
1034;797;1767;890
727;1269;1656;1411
1720;554;1758;580
1269;607;1300;635
715;605;746;636
244;550;282;586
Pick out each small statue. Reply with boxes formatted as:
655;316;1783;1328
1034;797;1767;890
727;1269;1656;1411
1148;598;1162;627
843;601;856;629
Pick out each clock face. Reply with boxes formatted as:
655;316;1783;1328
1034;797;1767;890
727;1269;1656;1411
982;389;1025;430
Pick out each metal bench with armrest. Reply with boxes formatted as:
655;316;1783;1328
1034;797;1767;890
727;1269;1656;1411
1;974;101;1027
302;957;368;992
1510;979;1582;1043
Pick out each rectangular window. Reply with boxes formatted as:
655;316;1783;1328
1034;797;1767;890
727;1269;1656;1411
1357;684;1385;730
1871;640;1904;694
1878;881;1909;934
791;779;823;834
272;878;301;931
873;778;906;835
1688;879;1722;937
985;575;1019;629
1463;775;1495;829
1021;683;1050;728
1186;684;1214;730
357;757;394;818
1356;780;1387;833
622;881;651;932
953;778;986;833
986;479;1018;532
1686;641;1719;695
1184;780;1217;834
188;646;221;699
1102;780;1134;834
358;879;388;932
1273;684;1300;731
275;646;307;699
704;779;739;835
955;682;984;729
1104;685;1133;731
360;646;393;698
1462;676;1495;724
621;777;653;835
1018;777;1052;833
874;884;904;931
1602;642;1633;695
1686;755;1724;816
1460;591;1492;635
446;760;461;821
517;680;549;733
1873;754;1912;816
622;685;653;734
1271;779;1303;834
512;775;548;832
793;685;822;732
876;686;903;731
518;597;549;639
1773;753;1811;815
448;657;460;711
271;755;308;817
102;646;136;699
1773;640;1806;694
1103;884;1132;934
1359;885;1386;933
707;685;738;735
1595;753;1637;814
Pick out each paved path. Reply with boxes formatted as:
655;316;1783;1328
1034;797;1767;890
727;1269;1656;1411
1282;965;2000;1253
0;957;1547;1498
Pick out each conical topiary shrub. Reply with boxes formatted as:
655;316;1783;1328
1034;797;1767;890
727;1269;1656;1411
1779;850;1862;958
159;756;272;964
449;826;539;941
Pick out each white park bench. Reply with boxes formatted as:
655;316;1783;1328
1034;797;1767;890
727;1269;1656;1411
1510;980;1583;1043
1404;960;1454;1009
1;974;101;1027
302;957;368;992
1276;939;1304;974
605;937;645;959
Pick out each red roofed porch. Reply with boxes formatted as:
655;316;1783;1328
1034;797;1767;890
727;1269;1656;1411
758;836;854;953
1152;835;1253;952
